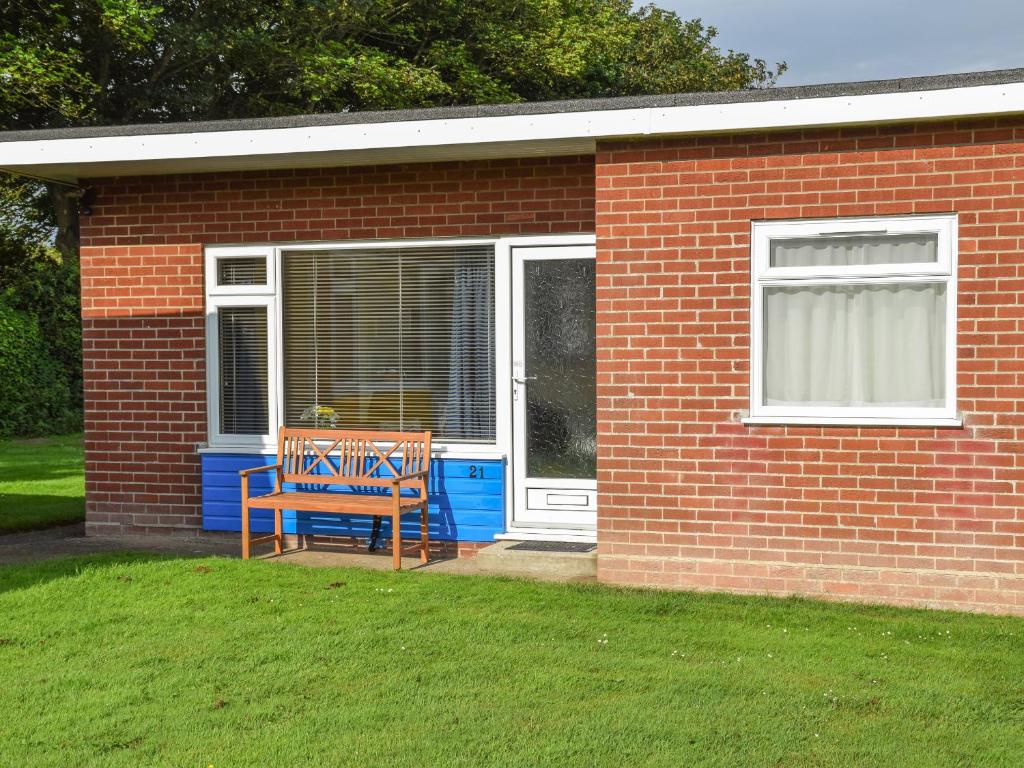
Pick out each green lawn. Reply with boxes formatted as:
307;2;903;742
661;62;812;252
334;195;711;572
0;556;1022;767
0;434;85;533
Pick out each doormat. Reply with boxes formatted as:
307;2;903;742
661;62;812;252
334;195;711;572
507;541;596;553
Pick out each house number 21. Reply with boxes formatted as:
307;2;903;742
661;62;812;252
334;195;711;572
468;465;485;479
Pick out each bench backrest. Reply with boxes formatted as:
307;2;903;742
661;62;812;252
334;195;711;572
277;427;431;492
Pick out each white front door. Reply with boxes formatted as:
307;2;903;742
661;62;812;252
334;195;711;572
511;245;597;532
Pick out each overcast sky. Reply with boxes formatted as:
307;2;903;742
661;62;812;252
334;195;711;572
655;1;1024;85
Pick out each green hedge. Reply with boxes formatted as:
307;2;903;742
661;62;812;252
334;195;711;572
0;299;80;437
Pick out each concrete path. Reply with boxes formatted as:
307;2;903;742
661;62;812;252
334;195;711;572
0;525;596;583
0;524;446;569
0;523;235;565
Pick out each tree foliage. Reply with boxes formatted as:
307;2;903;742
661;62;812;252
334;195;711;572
2;1;784;251
1;244;83;411
0;176;53;275
1;1;783;131
0;297;79;437
0;0;783;435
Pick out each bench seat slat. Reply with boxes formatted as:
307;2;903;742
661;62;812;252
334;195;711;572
248;491;423;515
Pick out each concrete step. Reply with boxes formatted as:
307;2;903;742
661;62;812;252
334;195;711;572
474;541;597;582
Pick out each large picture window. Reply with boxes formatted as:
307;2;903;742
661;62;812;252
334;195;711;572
748;215;958;426
280;245;495;442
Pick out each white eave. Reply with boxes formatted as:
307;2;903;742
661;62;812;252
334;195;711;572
3;79;1024;182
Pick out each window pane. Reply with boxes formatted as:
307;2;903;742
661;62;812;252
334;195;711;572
524;258;596;478
763;283;946;407
218;306;269;434
771;233;938;268
217;257;267;286
281;246;495;442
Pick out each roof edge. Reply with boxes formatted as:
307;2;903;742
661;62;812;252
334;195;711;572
4;66;1024;144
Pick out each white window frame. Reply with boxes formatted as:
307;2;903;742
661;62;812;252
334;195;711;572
204;236;538;455
269;238;507;456
205;245;276;296
745;214;960;427
205;292;279;448
204;234;592;454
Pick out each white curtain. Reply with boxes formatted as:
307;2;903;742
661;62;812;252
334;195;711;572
771;234;937;268
443;261;495;439
763;282;946;407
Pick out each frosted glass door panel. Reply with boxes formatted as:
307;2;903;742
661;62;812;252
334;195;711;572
523;259;597;479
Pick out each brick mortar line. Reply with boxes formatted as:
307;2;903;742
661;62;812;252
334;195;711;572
599;551;1024;580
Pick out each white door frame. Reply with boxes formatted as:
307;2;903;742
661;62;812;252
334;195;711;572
504;241;597;541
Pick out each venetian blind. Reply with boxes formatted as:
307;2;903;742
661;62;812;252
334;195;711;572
217;256;267;286
281;245;495;442
218;306;269;434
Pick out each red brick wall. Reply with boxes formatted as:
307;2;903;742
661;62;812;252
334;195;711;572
79;156;595;536
595;118;1024;615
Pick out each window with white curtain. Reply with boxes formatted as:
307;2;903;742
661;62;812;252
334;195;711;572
748;215;959;426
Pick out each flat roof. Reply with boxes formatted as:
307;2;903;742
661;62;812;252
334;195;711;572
4;67;1024;182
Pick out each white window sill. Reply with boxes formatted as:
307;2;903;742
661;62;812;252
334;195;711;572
741;415;963;428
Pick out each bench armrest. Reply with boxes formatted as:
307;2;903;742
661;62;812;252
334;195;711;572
240;463;283;500
239;463;282;478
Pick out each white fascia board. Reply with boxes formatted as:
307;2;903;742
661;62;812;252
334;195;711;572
0;110;640;181
3;81;1024;181
649;81;1024;134
9;109;645;167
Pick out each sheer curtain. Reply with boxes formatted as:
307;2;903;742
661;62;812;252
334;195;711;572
764;235;945;408
763;283;946;407
771;233;937;268
443;260;495;440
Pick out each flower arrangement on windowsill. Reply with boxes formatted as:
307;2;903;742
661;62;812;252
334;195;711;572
299;405;339;428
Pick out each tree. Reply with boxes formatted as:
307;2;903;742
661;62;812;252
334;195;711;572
3;2;782;125
0;175;53;279
0;175;82;430
1;1;783;252
0;0;783;434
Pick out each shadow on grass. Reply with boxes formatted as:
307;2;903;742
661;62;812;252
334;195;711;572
0;494;85;534
0;552;186;596
0;465;85;484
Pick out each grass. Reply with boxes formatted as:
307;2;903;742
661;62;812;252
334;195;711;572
0;434;84;533
0;555;1022;767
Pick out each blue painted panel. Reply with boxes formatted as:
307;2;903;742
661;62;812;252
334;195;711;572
201;453;506;542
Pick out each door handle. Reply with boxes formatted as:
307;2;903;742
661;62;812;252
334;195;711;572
512;374;535;401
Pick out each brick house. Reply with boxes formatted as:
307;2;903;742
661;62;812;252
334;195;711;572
4;68;1024;614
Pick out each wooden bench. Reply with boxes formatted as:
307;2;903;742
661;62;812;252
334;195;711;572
239;427;431;569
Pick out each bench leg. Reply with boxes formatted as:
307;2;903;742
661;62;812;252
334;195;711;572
368;516;383;552
420;506;429;564
392;512;401;571
274;508;283;556
241;499;251;560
